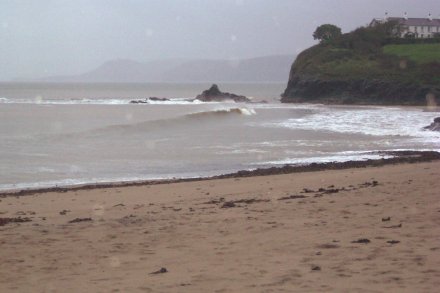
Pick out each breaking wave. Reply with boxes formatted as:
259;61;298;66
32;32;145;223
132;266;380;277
186;107;256;118
56;107;257;138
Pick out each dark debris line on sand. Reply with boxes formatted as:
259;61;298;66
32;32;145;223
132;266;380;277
68;218;93;224
1;151;439;198
0;217;32;226
209;179;384;208
279;180;381;201
203;197;270;209
278;195;307;201
352;238;371;244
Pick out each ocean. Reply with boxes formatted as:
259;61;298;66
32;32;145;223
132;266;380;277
0;82;439;191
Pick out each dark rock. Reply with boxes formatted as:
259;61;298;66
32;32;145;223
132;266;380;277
59;209;70;215
351;238;371;244
148;97;170;102
359;181;379;187
423;117;440;131
382;217;391;222
195;84;251;103
130;97;171;104
150;267;168;275
0;217;32;226
221;201;236;208
387;240;400;244
311;265;321;271
322;188;339;194
129;99;148;104
68;217;93;223
317;243;339;249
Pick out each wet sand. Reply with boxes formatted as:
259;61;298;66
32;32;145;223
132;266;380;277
1;161;440;292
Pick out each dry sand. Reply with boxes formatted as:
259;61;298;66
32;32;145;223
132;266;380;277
1;161;440;292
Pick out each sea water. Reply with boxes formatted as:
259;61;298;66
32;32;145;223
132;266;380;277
0;82;439;190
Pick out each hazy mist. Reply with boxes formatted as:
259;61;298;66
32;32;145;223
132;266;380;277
0;0;438;80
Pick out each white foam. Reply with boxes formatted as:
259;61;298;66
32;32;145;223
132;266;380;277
265;107;440;142
145;99;202;105
239;108;256;115
0;97;131;105
0;97;216;105
253;151;394;166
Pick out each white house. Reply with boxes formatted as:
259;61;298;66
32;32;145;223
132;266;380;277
370;13;440;38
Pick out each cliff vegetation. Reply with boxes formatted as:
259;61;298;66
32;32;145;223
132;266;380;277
282;22;440;105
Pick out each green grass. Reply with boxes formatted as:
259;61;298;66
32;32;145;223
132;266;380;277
320;57;380;78
383;44;440;64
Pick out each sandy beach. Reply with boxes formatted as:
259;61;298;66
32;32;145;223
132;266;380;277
1;161;440;292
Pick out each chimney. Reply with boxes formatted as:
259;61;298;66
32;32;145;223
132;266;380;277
404;12;408;20
428;13;432;21
385;11;388;20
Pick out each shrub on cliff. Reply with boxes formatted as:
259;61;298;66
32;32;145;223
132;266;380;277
313;24;342;43
335;20;399;53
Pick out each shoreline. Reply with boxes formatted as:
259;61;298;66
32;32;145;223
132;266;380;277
2;150;439;198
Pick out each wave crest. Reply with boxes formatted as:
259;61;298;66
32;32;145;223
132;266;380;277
186;107;256;118
57;107;256;138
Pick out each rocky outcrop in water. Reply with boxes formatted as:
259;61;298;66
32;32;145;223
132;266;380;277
130;97;171;104
195;84;251;103
423;117;440;131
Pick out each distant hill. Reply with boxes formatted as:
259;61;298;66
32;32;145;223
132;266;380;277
42;55;295;83
162;55;294;82
41;59;186;83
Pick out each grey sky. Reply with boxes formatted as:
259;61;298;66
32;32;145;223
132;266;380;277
0;0;438;80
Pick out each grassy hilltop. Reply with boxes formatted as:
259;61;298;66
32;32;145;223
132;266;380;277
383;43;440;64
282;22;440;105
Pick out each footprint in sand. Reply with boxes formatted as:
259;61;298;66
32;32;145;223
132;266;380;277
93;204;105;216
109;256;121;267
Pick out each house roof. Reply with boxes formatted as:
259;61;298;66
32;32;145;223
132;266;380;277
387;17;440;26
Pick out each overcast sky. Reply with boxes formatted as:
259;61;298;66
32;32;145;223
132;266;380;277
0;0;438;80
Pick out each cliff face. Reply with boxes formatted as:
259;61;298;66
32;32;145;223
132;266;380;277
282;75;440;105
281;23;440;105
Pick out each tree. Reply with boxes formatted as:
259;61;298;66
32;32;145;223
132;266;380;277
313;24;342;43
